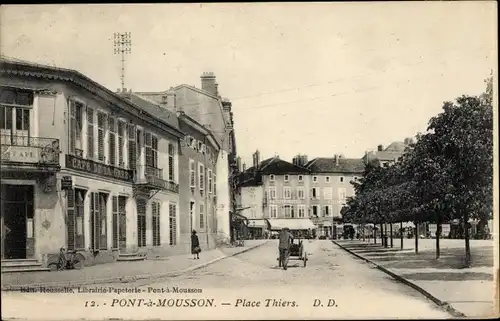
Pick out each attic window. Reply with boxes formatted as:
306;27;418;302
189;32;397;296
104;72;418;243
284;175;289;182
313;176;318;183
298;175;303;181
340;177;344;183
325;176;331;183
269;174;275;182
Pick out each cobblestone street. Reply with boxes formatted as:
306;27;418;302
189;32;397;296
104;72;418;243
2;240;451;320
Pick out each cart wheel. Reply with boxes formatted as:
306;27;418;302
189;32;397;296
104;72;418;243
303;253;307;267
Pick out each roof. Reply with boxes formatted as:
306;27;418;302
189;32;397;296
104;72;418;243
385;141;407;152
305;157;365;174
127;93;180;130
0;56;183;138
268;218;316;231
258;157;310;175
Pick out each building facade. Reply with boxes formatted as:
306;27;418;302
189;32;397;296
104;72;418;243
177;112;220;252
1;58;183;267
136;72;238;244
304;155;365;238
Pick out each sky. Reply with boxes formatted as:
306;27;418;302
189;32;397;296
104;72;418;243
1;3;497;166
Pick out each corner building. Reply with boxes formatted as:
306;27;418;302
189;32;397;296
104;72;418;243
0;58;183;267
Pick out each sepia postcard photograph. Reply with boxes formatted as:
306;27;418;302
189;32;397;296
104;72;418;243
0;2;498;320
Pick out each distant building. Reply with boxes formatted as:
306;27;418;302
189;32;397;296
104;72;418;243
362;138;413;167
304;155;365;238
236;151;315;238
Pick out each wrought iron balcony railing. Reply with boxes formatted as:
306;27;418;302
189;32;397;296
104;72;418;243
134;164;179;194
1;134;60;166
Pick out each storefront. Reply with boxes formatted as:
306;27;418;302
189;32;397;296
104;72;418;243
268;218;315;238
247;219;270;239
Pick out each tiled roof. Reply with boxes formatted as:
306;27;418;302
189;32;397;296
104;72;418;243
127;93;180;130
259;157;310;174
385;141;407;152
305;157;365;174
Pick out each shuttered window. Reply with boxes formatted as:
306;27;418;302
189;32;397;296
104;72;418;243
213;174;216;196
108;117;116;166
99;193;107;249
208;169;213;194
199;163;205;192
112;196;119;249
199;204;205;230
118;121;125;167
168;143;175;181
97;112;106;162
128;125;136;171
87;108;94;159
137;199;147;247
90;192;100;251
118;196;127;249
189;160;196;188
152;201;161;247
75;189;85;249
169;203;177;245
66;189;75;251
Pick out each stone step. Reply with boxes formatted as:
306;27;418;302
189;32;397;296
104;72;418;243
2;266;51;273
1;259;39;267
118;252;143;257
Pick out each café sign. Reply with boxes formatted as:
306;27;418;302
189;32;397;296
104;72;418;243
66;155;133;182
2;146;41;163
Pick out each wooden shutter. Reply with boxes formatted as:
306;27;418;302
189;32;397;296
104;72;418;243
67;188;75;251
128;125;136;171
87;108;94;159
112;196;118;249
92;192;100;251
169;203;177;246
99;194;107;249
68;100;76;155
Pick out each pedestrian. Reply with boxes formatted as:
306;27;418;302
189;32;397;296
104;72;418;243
191;230;201;259
278;227;293;270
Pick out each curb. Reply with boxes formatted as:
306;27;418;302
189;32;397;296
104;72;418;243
1;240;268;292
332;240;467;319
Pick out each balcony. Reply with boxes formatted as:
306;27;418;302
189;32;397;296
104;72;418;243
134;165;178;194
1;135;60;171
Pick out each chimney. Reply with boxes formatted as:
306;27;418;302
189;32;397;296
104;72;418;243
253;150;260;168
166;90;177;111
236;157;242;171
242;163;247;171
334;154;340;166
201;72;217;95
377;144;384;151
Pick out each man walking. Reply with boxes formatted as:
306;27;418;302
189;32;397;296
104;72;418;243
278;227;293;270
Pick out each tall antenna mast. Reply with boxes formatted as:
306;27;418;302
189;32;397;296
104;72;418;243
113;32;132;92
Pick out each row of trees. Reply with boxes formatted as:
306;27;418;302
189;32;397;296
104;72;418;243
342;76;494;267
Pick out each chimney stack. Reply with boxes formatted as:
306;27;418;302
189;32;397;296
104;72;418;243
334;154;340;166
236;156;242;171
242;163;246;171
377;144;384;151
252;150;260;168
201;72;218;96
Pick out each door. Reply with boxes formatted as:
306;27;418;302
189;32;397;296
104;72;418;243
1;185;34;260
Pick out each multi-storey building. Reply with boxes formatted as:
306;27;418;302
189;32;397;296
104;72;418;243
236;151;315;236
176;111;220;252
136;72;237;244
0;58;183;269
362;140;411;167
303;154;365;238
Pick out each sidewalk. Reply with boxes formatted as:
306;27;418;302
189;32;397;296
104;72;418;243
333;238;496;318
1;240;268;291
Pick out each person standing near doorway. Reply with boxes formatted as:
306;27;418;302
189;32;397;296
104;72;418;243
191;230;201;259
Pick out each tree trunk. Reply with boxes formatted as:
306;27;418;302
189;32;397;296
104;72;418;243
380;223;384;247
400;221;403;250
362;224;365;241
390;223;393;248
373;226;377;244
464;212;471;267
414;222;419;254
436;214;441;259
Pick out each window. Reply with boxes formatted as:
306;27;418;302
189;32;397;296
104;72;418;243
97;112;107;162
270;205;278;218
108;117;116;165
325;176;330;183
269;187;276;200
169;203;177;245
199;204;205;229
145;132;158;168
298;205;305;218
213;174;217;196
312;205;318;216
323;187;333;199
284;175;289;182
87;108;95;159
128;124;136;170
312;187;318;199
168;143;175;181
323;205;331;217
313;176;318;183
297;187;305;199
66;188;86;251
137;199;147;248
0;87;34;107
1;107;30;135
90;192;108;250
269;174;275;181
112;195;127;249
208;169;213;193
354;176;358;181
284;205;291;218
152;201;161;246
340;176;344;183
298;175;303;181
189;159;196;188
199;163;205;192
283;187;291;199
0;107;13;130
338;187;347;200
118;121;125;167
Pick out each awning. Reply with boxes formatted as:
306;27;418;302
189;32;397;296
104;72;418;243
268;219;316;231
247;219;270;229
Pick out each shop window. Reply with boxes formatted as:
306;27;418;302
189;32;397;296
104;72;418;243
152;201;161;247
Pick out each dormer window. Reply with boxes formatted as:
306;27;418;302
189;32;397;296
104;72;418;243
269;174;275;181
284;175;289;182
325;176;331;183
313;176;318;183
298;175;303;181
